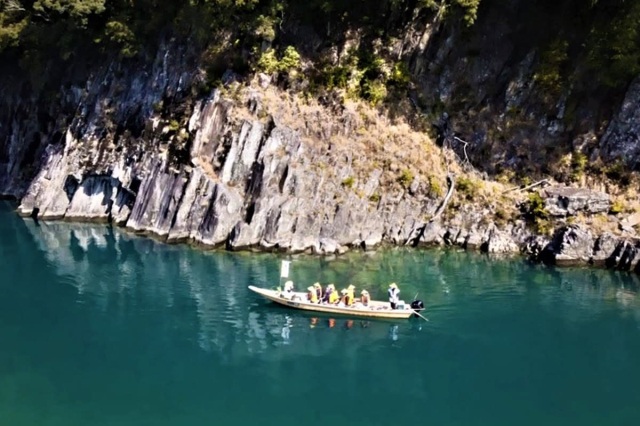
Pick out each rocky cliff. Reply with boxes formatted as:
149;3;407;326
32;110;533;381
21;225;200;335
2;4;640;270
0;35;537;256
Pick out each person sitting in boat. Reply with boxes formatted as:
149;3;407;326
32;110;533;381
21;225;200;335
339;289;349;306
360;290;370;307
313;283;323;303
340;288;355;307
347;284;355;303
307;286;318;303
388;282;400;309
324;284;339;304
282;280;295;300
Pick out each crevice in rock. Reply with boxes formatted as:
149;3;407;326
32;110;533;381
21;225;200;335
245;201;256;225
63;175;79;201
129;177;142;195
169;173;190;231
278;164;289;194
200;184;220;235
19;134;41;170
245;161;264;199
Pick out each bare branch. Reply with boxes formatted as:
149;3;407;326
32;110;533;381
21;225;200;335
453;136;470;165
1;0;26;12
429;173;456;223
502;179;550;194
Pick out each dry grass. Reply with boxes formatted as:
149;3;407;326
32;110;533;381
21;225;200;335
227;81;450;188
219;79;632;236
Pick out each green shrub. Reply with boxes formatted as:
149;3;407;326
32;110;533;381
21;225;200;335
427;176;444;198
610;200;625;215
522;192;553;234
279;46;301;72
534;218;554;235
369;192;380;202
342;176;355;189
104;21;137;58
397;169;414;188
361;79;387;105
255;46;301;75
533;39;569;101
524;193;548;219
388;61;411;88
254;15;276;42
570;151;588;182
323;65;350;90
256;48;279;74
456;176;480;200
603;160;631;185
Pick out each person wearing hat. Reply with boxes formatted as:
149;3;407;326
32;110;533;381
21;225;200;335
307;286;318;303
388;282;400;309
324;284;339;304
313;282;323;303
347;284;356;302
339;289;350;306
360;289;370;307
340;286;355;307
282;280;295;300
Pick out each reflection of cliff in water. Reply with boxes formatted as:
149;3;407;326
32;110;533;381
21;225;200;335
20;218;640;361
20;220;418;362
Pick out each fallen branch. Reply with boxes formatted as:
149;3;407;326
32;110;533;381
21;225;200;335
453;136;471;165
502;179;549;194
429;173;456;223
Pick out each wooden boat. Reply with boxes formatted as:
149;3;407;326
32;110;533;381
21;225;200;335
248;285;418;319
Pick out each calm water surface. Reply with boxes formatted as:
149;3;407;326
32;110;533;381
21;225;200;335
1;202;640;425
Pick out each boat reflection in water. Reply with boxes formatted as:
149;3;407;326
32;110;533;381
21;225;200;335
18;215;425;360
272;304;423;350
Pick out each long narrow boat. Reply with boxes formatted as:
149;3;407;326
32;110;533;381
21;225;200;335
248;285;418;319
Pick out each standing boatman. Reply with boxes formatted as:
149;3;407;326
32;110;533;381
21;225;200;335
388;283;400;309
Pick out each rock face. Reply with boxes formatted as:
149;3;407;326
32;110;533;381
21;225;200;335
599;77;640;167
542;186;611;217
538;225;595;266
0;45;445;254
14;88;532;254
530;225;640;272
0;40;548;256
0;40;635;269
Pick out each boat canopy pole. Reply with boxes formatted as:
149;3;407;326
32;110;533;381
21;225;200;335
279;260;290;289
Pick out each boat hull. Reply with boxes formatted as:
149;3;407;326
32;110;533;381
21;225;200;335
248;285;416;319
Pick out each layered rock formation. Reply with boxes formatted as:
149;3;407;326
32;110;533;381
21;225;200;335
0;30;639;270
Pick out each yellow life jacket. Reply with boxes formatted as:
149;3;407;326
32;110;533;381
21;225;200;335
346;290;355;306
308;291;318;303
329;291;339;304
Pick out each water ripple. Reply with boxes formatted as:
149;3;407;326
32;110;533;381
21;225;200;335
3;207;640;425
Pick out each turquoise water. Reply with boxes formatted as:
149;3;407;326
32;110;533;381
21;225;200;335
1;201;640;425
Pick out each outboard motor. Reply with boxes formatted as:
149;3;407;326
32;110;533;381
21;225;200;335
410;299;425;312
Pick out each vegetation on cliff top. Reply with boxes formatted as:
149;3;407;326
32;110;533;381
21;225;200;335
2;0;640;98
